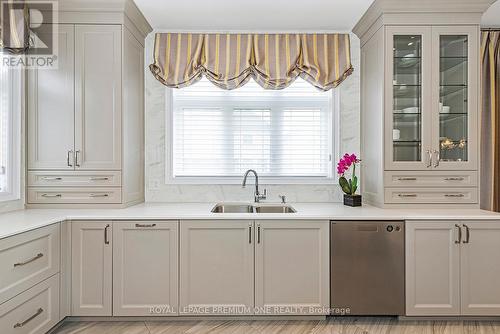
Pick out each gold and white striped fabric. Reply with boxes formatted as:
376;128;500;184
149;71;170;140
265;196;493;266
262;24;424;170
0;0;30;54
149;33;353;91
480;30;500;211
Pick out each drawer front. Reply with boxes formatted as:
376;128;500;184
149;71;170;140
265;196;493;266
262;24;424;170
0;225;60;304
384;171;478;188
0;274;59;334
28;171;121;187
385;188;478;204
28;188;121;204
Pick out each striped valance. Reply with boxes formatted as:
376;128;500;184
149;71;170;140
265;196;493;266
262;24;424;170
149;33;353;91
0;1;30;54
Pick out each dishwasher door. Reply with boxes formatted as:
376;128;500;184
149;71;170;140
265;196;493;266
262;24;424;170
330;221;405;315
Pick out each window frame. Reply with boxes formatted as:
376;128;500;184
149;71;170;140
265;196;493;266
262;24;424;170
0;68;21;202
164;83;341;185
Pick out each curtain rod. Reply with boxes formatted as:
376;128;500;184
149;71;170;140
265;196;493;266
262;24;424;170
481;28;500;31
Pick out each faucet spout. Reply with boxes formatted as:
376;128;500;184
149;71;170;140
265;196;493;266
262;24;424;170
242;169;266;203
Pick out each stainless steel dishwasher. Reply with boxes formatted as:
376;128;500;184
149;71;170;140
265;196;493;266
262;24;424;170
331;221;405;316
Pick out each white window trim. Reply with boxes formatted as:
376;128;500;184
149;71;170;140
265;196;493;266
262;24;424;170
164;86;341;185
0;69;21;202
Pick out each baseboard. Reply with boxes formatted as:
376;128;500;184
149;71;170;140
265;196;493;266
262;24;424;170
64;315;328;322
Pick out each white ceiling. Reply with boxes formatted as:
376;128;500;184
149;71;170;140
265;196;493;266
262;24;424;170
134;0;375;32
135;0;500;32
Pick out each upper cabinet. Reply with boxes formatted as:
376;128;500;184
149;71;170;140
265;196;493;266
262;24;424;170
26;2;152;207
353;0;492;208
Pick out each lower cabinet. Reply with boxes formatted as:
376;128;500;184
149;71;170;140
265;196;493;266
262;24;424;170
113;221;178;316
406;221;500;316
0;274;60;334
179;220;254;315
71;221;112;316
179;220;330;316
255;220;330;315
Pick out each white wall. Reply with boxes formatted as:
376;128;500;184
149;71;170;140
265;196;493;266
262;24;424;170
145;33;361;203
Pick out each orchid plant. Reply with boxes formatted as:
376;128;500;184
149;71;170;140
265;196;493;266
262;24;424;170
337;153;361;196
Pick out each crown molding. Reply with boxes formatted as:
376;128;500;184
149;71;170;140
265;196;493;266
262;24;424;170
353;0;497;39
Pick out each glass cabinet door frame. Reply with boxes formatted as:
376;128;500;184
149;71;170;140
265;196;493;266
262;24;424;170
385;26;433;171
430;26;478;171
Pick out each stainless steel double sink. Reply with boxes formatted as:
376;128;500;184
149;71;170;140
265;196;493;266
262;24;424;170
211;203;296;214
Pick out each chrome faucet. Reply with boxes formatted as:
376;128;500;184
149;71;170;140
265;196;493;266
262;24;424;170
242;169;267;203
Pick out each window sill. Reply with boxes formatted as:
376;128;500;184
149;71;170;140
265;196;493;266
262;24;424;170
165;176;338;185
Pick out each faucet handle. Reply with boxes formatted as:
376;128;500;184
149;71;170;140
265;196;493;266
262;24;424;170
279;194;286;204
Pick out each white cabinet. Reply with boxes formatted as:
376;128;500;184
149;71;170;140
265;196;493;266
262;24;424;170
179;220;254;315
28;25;75;170
460;222;500;315
255;221;330;315
354;2;484;207
74;25;122;170
405;221;461;315
179;220;330;316
113;221;178;316
71;221;112;316
406;220;500;316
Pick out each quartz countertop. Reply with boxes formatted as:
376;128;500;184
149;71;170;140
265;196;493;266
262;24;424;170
1;202;500;239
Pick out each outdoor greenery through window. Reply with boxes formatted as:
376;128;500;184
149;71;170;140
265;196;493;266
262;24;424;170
168;77;336;183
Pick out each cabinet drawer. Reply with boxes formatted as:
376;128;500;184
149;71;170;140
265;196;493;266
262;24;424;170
0;225;60;304
28;188;121;204
0;274;60;334
28;171;121;187
384;171;478;187
385;188;478;204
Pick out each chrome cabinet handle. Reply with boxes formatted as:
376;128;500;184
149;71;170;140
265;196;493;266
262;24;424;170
41;194;62;198
249;224;252;244
445;194;465;198
75;150;81;167
257;224;261;244
89;177;109;181
398;194;418;198
104;224;110;245
13;308;43;328
433;150;440;168
398;177;417;181
14;253;43;267
444;177;465;181
455;224;462;244
463;224;470;244
89;194;109;198
41;177;62;181
67;150;73;167
135;223;157;228
426;150;432;168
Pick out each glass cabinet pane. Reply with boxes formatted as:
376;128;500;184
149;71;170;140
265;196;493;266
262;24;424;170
393;35;422;162
439;35;468;162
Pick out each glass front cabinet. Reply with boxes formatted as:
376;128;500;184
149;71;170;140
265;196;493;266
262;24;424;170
385;26;478;171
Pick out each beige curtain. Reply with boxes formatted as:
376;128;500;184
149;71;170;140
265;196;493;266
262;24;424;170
149;33;353;91
481;30;500;211
0;1;30;53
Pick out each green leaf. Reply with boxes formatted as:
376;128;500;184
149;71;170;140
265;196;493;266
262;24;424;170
351;176;358;195
339;177;351;195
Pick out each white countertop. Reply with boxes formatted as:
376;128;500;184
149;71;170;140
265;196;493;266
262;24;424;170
1;202;500;239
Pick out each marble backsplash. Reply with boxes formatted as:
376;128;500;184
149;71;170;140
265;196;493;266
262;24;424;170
145;33;361;203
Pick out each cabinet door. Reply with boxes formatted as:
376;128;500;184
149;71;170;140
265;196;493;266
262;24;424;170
28;25;75;170
255;221;329;315
406;221;460;316
385;26;433;171
180;220;254;315
461;221;500;315
113;221;178;316
71;221;112;316
75;25;122;170
431;26;478;171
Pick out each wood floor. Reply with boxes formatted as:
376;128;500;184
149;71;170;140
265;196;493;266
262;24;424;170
52;317;500;334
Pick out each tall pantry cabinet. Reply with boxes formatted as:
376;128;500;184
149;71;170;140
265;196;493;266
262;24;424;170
27;0;152;207
353;0;495;208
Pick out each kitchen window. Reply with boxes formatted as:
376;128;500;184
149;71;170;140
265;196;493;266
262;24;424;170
0;62;21;201
166;77;339;184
